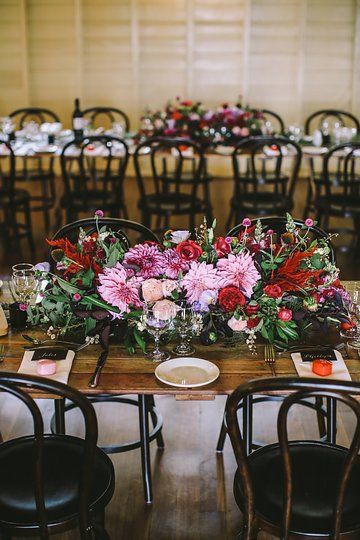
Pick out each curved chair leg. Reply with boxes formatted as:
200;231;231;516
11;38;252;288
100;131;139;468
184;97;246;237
92;510;110;540
139;394;153;504
148;395;164;449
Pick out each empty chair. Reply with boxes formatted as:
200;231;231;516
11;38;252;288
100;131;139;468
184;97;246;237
226;377;360;539
59;135;129;224
0;139;34;255
251;108;285;135
82;106;130;133
134;137;212;233
0;371;114;539
305;109;360;137
227;136;302;229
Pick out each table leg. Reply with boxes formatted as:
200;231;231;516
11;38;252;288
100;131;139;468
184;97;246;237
242;395;253;455
54;398;66;435
326;397;337;444
138;394;152;504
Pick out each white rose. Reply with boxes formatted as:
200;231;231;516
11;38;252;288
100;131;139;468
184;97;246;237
170;230;191;244
228;316;247;332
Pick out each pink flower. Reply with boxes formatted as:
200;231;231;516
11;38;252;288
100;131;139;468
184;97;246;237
153;299;178;321
95;209;104;217
19;303;28;311
242;217;251;227
124;244;164;279
142;279;164;303
163;248;189;279
181;261;220;304
278;308;292;322
240;127;249;137
97;263;142;314
228;316;247;332
267;229;274;236
217;252;260;297
162;279;178;297
305;218;314;227
73;293;82;302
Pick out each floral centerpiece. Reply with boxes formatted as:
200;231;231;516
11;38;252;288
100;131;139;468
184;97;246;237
138;97;267;146
27;212;350;353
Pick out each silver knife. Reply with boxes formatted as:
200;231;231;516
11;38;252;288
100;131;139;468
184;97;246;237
88;350;109;388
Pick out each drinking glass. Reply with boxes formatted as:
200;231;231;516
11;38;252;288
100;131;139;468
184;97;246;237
11;263;38;303
142;307;173;362
347;287;360;350
173;305;203;356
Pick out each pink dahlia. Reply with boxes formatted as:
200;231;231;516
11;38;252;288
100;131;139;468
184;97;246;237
124;244;164;279
97;263;142;314
181;261;220;304
163;248;189;279
217;252;260;297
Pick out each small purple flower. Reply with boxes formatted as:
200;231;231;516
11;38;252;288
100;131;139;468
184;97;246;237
34;261;50;272
225;236;233;244
19;303;28;311
305;218;314;228
56;262;67;271
73;293;82;302
95;209;104;218
242;218;251;227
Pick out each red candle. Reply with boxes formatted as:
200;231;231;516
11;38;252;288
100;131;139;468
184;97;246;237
312;359;333;377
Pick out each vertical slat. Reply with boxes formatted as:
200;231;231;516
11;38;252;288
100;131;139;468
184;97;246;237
74;0;83;103
242;0;251;103
20;0;30;105
351;0;360;116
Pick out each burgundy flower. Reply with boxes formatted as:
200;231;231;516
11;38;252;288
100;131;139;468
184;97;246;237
218;286;246;312
264;284;283;299
176;240;202;261
278;308;292;322
247;317;261;329
214;237;231;258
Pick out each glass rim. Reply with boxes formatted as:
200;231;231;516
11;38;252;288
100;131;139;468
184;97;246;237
12;263;35;272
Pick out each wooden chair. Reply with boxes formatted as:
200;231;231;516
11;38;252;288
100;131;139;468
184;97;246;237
81;106;130;133
134;137;212;234
251;109;285;135
227;136;302;230
226;377;360;539
9;107;60;232
59;136;130;225
0;139;35;255
49;218;164;504
0;371;114;539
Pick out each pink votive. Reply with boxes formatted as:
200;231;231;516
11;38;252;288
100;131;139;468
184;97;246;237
36;359;57;376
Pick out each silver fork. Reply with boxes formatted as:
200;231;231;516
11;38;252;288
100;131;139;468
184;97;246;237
264;343;276;376
0;344;5;362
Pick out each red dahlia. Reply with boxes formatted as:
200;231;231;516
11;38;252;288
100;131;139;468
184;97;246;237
218;286;246;312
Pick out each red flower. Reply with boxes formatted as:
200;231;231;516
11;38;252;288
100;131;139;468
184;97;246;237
176;240;202;261
245;303;259;315
180;100;192;107
172;111;182;120
247;317;261;329
214;237;231;258
278;308;292;322
218;286;246;312
264;284;283;298
341;321;356;331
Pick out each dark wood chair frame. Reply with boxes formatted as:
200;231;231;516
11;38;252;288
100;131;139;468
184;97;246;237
226;376;360;540
49;218;163;504
251;109;285;135
82;107;130;133
216;217;336;454
0;371;114;539
304;109;360;136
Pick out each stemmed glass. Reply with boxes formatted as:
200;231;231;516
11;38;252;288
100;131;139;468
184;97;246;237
142;306;173;362
173;305;203;356
347;287;360;350
11;264;38;304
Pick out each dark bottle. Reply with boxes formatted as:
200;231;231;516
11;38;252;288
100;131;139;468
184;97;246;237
72;97;83;141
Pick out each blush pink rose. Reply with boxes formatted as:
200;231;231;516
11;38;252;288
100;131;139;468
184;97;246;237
153;299;178;321
227;316;247;332
162;279;178;298
142;279;164;303
278;308;292;322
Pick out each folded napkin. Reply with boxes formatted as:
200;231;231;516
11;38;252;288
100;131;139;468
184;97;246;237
292;349;351;381
18;349;75;384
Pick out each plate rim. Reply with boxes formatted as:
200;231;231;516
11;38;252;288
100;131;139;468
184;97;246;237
154;357;220;388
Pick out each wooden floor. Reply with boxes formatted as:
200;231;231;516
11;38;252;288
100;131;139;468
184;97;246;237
1;393;355;540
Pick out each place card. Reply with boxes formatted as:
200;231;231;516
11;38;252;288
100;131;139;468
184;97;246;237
18;349;75;384
291;350;351;381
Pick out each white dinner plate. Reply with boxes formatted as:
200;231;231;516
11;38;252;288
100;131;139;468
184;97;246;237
155;357;220;388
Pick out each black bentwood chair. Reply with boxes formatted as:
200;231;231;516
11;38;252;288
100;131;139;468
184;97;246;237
251;109;285;135
0;371;114;539
9;107;60;232
59;136;130;225
82;106;130;133
227;137;302;230
134;137;212;233
216;217;336;454
226;377;360;540
0;140;35;254
305;109;360;137
49;218;163;504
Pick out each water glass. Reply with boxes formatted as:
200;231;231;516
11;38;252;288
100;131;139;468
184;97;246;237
11;263;38;303
173;305;202;356
142;307;172;362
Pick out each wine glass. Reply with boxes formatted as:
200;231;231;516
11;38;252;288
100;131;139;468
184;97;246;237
347;287;360;350
173;305;203;356
142;306;173;362
11;263;38;304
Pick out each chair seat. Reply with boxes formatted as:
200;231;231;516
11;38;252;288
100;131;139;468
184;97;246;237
316;195;360;216
139;193;205;213
0;188;30;206
0;434;114;527
234;441;360;536
231;192;293;212
61;190;120;209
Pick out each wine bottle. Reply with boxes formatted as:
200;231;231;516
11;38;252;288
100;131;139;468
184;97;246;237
72;97;83;141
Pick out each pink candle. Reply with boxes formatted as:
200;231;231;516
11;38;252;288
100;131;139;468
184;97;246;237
36;359;57;376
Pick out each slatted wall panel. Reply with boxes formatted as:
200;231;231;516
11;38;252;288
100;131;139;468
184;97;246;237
26;0;78;126
192;0;246;104
303;0;356;117
82;0;135;125
137;0;187;110
248;0;302;123
0;0;27;112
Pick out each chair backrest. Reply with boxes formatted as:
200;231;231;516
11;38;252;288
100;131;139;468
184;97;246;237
9;107;60;129
82;107;130;132
305;109;360;136
226;377;360;540
0;139;15;199
0;371;98;539
232;136;302;202
321;142;360;205
133;136;206;206
251;109;285;135
227;216;336;263
60;135;129;202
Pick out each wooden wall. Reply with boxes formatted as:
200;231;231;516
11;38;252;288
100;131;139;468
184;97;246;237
0;0;359;129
